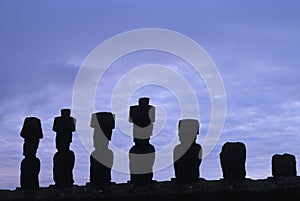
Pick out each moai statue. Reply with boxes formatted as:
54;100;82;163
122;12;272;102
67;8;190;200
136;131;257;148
220;142;246;184
20;117;43;189
128;97;155;185
272;153;297;177
88;112;115;186
173;119;202;183
52;109;76;188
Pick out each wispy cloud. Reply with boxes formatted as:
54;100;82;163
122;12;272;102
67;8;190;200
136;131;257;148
1;0;300;190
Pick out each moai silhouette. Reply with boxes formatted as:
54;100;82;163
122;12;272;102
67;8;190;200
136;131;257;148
220;142;246;184
52;109;76;188
88;112;115;186
20;117;43;189
272;153;297;177
173;119;202;183
128;97;155;185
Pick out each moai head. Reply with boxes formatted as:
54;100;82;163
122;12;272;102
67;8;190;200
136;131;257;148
138;97;150;107
61;108;71;117
90;112;115;147
53;109;76;152
129;97;155;126
129;97;155;140
178;119;199;144
20;117;43;158
20;117;43;140
53;108;76;133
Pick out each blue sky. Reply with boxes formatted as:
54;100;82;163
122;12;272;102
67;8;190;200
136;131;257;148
1;0;300;189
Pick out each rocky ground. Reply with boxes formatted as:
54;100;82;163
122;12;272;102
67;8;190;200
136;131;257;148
1;177;300;201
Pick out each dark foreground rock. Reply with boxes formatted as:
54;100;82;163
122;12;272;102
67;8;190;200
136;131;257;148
2;177;300;201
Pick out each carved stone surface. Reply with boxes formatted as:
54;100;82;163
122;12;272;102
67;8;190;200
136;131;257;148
128;98;156;185
220;142;246;183
173;119;202;183
52;109;76;187
20;117;43;189
89;112;115;186
272;153;297;177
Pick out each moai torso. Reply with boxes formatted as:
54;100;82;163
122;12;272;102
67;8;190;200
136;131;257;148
272;153;297;177
53;150;75;187
220;142;246;184
20;117;43;189
89;112;115;186
173;119;202;183
128;97;156;185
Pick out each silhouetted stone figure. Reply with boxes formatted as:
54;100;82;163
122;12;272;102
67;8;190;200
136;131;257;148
20;117;43;189
52;109;76;188
220;142;246;184
173;119;202;183
129;97;155;185
88;112;115;186
272;153;296;177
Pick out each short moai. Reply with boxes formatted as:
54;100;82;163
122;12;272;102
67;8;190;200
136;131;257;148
272;153;297;177
20;117;43;189
52;109;76;188
220;142;246;184
173;119;202;183
128;97;156;185
88;112;115;186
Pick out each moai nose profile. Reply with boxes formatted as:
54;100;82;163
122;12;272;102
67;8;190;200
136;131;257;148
272;153;297;177
20;117;43;190
88;112;115;186
220;142;246;184
173;119;202;183
52;108;76;188
128;97;156;185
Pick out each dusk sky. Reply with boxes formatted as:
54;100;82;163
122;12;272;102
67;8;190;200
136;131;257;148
1;0;300;190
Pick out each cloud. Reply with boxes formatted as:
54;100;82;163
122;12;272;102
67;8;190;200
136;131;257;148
1;0;300;189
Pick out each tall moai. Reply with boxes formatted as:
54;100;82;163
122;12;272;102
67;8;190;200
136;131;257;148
20;117;43;189
88;112;115;186
52;109;76;188
128;97;155;185
220;142;246;184
272;153;297;177
173;119;202;183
